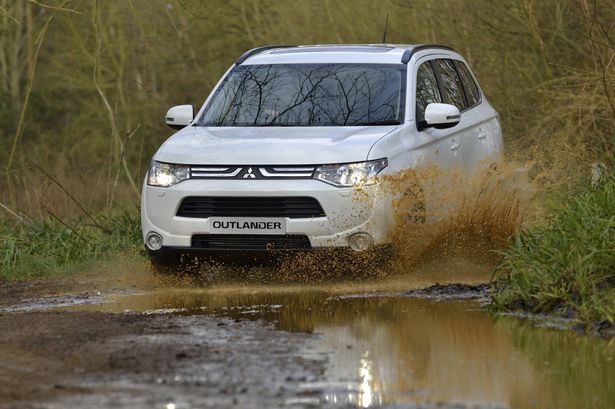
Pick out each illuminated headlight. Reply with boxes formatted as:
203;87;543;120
314;158;388;187
147;161;190;187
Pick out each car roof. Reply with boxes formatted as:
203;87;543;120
238;44;455;65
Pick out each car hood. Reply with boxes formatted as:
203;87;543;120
154;126;397;165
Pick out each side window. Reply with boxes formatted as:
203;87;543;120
415;62;442;123
454;60;481;107
433;59;467;110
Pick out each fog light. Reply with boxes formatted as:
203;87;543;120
146;232;163;251
348;233;374;252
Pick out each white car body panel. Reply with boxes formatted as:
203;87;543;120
155;126;398;165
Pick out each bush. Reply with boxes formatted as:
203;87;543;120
492;162;615;324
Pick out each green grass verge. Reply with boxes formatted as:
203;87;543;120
492;162;615;324
0;207;143;280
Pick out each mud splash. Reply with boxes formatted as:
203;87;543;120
178;159;535;284
372;160;531;276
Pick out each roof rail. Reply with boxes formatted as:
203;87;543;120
235;45;296;65
401;44;454;64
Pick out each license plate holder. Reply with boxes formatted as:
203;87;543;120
209;217;287;235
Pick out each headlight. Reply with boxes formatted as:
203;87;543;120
314;158;388;187
147;161;190;187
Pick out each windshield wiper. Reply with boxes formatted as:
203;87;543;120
354;119;400;126
198;119;401;127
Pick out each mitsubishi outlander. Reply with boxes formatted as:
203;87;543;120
141;44;502;270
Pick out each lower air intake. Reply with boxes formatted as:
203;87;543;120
191;234;312;251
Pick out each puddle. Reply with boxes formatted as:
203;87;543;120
66;283;615;409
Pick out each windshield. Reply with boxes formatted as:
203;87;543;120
199;63;406;127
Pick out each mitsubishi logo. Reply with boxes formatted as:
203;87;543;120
243;167;256;179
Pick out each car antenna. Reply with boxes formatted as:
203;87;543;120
381;12;389;43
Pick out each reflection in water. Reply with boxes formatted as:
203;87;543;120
505;321;615;409
358;352;375;408
71;287;615;409
308;297;539;408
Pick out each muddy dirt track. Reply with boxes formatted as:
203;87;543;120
1;264;614;409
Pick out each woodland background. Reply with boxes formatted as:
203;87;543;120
0;0;613;220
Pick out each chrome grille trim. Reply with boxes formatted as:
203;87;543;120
192;167;230;172
271;167;315;172
189;165;316;179
259;168;313;177
191;167;243;178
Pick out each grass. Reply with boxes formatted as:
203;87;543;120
0;207;143;281
492;161;615;325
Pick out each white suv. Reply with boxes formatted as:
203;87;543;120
141;44;502;268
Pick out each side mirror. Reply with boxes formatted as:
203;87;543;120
423;103;460;129
165;105;194;130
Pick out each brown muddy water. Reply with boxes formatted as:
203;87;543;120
60;274;615;409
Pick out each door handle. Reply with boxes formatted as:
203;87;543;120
478;132;487;140
450;143;460;152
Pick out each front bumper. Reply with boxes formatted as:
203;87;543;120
141;179;395;250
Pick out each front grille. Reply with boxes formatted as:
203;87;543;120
190;165;315;179
192;234;312;251
177;197;326;219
